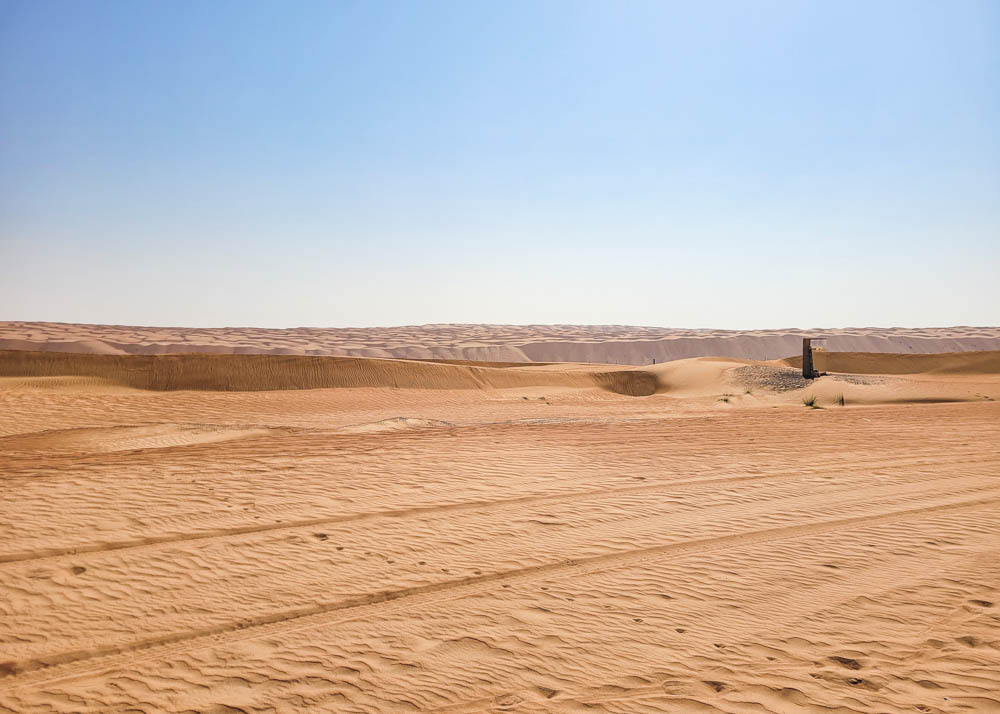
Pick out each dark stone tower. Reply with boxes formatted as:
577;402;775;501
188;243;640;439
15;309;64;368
802;338;825;379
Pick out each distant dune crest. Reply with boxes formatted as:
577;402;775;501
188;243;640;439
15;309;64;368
3;322;1000;364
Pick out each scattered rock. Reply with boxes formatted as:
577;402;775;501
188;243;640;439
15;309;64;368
732;366;809;392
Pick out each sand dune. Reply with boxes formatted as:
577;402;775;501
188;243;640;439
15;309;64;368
2;348;997;406
3;321;1000;363
1;347;998;713
0;350;659;396
785;349;1000;375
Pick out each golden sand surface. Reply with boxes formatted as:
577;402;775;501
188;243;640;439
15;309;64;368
1;350;998;713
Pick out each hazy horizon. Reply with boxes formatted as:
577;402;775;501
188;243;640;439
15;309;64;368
3;319;998;333
2;1;998;329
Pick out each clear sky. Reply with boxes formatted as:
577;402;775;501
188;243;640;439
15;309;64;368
1;0;998;329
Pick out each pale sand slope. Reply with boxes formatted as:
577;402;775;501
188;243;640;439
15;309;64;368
4;321;1000;363
2;349;999;405
1;352;999;713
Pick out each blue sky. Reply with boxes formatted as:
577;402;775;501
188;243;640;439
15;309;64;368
1;0;997;328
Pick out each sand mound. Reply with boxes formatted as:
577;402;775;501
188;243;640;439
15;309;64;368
4;350;998;409
782;350;1000;375
648;357;750;397
0;350;657;397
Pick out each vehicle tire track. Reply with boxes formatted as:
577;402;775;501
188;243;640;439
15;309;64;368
2;454;991;565
2;495;996;692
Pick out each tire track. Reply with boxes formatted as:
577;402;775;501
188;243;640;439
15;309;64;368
2;495;996;692
1;453;992;565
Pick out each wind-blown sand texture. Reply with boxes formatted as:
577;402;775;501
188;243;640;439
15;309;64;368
3;321;1000;363
1;349;999;713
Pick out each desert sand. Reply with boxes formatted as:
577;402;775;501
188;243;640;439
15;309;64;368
4;321;1000;363
1;345;999;713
